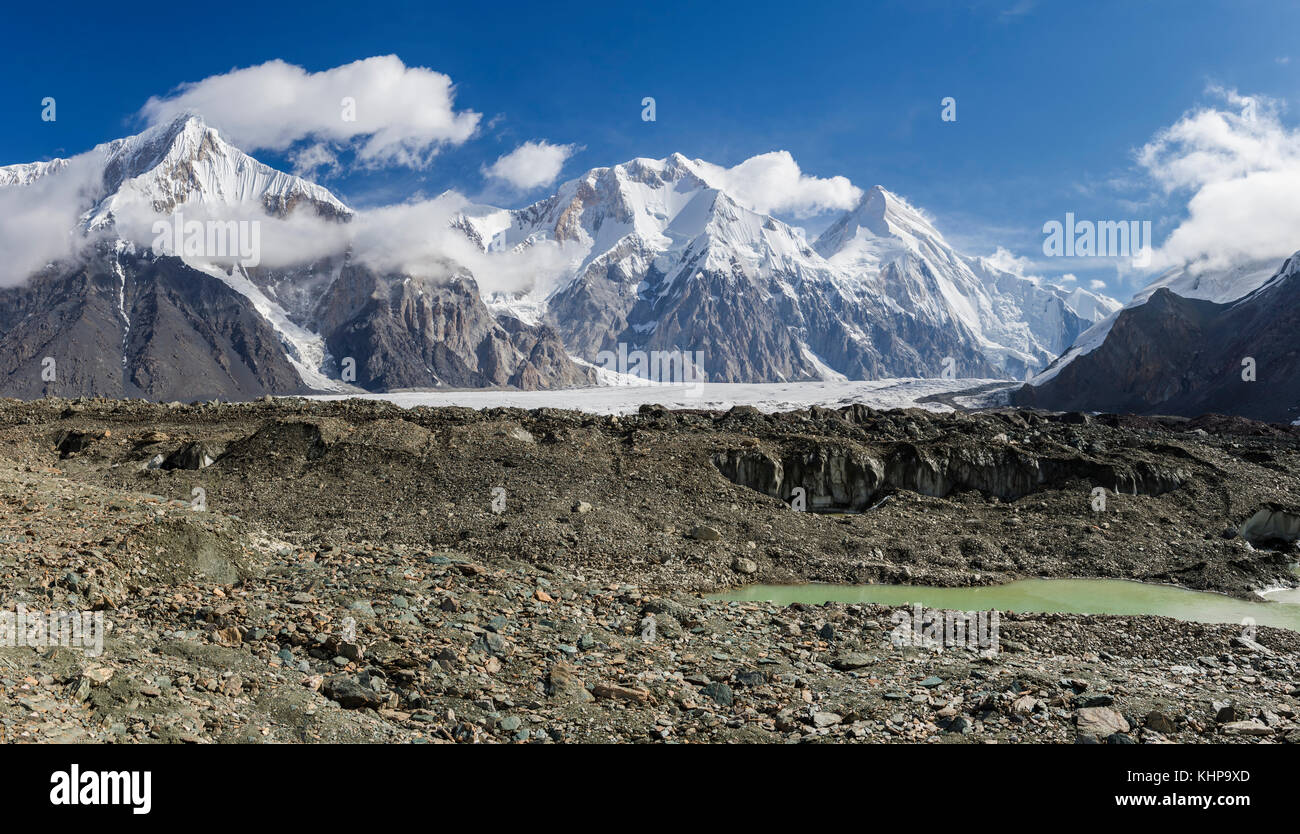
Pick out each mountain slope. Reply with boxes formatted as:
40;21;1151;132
0;247;310;400
312;260;593;390
816;185;1118;377
3;123;1113;398
1015;253;1300;422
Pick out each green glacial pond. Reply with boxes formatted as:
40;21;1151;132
712;577;1300;633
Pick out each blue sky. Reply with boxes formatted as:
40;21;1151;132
4;0;1300;299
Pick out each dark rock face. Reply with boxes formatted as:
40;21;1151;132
714;437;1188;511
713;445;885;511
0;251;308;401
1017;262;1300;423
313;263;595;391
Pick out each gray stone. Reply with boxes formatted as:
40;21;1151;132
1077;706;1129;737
700;682;733;707
689;525;723;542
831;653;874;671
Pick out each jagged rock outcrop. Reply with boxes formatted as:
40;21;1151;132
714;437;1187;510
313;263;595;391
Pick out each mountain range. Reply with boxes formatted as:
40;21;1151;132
0;115;1121;402
463;153;1118;383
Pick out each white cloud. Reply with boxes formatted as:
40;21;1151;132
984;245;1037;277
1139;87;1300;271
982;246;1115;300
289;143;341;177
0;153;106;286
693;151;862;218
140;56;481;170
110;191;577;298
345;194;579;295
484;141;576;190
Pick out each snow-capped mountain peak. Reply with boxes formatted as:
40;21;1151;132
0;118;592;401
1;113;353;233
83;113;352;230
806;185;1119;376
813;185;944;267
3;126;1125;395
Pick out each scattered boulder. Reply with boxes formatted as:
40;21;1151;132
546;661;593;703
688;525;723;542
1077;706;1129;737
321;676;384;710
1220;719;1273;737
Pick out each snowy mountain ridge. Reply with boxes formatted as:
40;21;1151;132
1028;256;1282;386
459;155;1118;381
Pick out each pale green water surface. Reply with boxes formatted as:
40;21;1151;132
712;577;1300;633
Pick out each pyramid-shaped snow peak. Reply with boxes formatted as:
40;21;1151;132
82;114;352;230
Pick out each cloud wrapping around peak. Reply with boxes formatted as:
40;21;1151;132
140;56;481;170
1139;87;1300;272
984;246;1039;279
109;191;579;299
693;151;863;218
0;153;105;286
484;141;576;190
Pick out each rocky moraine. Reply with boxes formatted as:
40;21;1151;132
0;396;1297;744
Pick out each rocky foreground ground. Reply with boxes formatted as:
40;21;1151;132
1;396;1298;744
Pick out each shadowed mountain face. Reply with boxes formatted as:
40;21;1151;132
0;249;594;400
0;251;310;401
1015;264;1300;423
